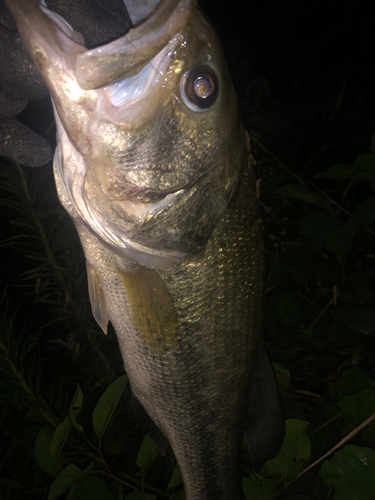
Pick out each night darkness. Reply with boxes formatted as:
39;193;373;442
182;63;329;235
1;1;375;499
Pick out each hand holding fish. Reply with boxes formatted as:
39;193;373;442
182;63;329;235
0;0;132;166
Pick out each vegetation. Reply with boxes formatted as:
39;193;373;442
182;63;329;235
0;0;374;498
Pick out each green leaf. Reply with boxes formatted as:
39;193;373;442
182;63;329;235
331;369;375;424
338;387;375;426
68;384;84;434
264;419;311;480
167;463;183;490
74;477;114;500
92;374;128;440
273;184;332;209
300;212;346;256
277;293;301;324
331;367;375;399
315;154;375;190
346;196;375;229
353;153;375;177
352;276;372;301
242;475;276;500
273;362;290;389
100;425;128;455
330;308;375;335
360;428;375;448
50;415;73;465
283;496;308;500
125;492;157;500
314;163;354;180
301;328;330;347
33;425;62;477
136;433;158;468
169;491;186;500
47;463;81;500
319;445;375;499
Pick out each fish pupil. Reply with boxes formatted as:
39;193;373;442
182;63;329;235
194;75;213;98
183;66;218;109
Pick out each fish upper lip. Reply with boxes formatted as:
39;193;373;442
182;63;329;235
75;0;194;90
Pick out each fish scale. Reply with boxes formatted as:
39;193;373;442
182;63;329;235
4;0;285;498
59;154;269;500
154;184;264;500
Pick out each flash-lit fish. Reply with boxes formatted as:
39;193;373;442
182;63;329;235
5;0;285;498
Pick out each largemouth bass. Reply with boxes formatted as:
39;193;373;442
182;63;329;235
4;1;285;498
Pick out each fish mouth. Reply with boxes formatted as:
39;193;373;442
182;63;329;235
110;163;228;219
106;175;201;204
86;183;231;269
90;167;236;262
75;0;195;90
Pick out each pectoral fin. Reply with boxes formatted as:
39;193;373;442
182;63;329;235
86;262;109;335
245;353;285;471
117;266;178;355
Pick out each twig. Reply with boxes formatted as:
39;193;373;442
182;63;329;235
310;413;342;436
309;291;340;330
276;411;375;495
295;390;323;398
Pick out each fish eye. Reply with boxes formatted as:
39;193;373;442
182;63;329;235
180;66;219;111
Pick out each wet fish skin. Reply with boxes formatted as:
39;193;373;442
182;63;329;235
75;147;270;500
4;1;285;499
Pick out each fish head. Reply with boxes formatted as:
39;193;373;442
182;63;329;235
6;0;247;268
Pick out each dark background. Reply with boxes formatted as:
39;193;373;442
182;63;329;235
1;1;374;499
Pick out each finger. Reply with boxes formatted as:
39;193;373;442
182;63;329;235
0;117;53;166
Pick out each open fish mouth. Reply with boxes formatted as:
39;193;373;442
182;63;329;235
6;0;243;268
74;0;194;90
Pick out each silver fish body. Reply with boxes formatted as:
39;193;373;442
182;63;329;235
5;1;285;498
